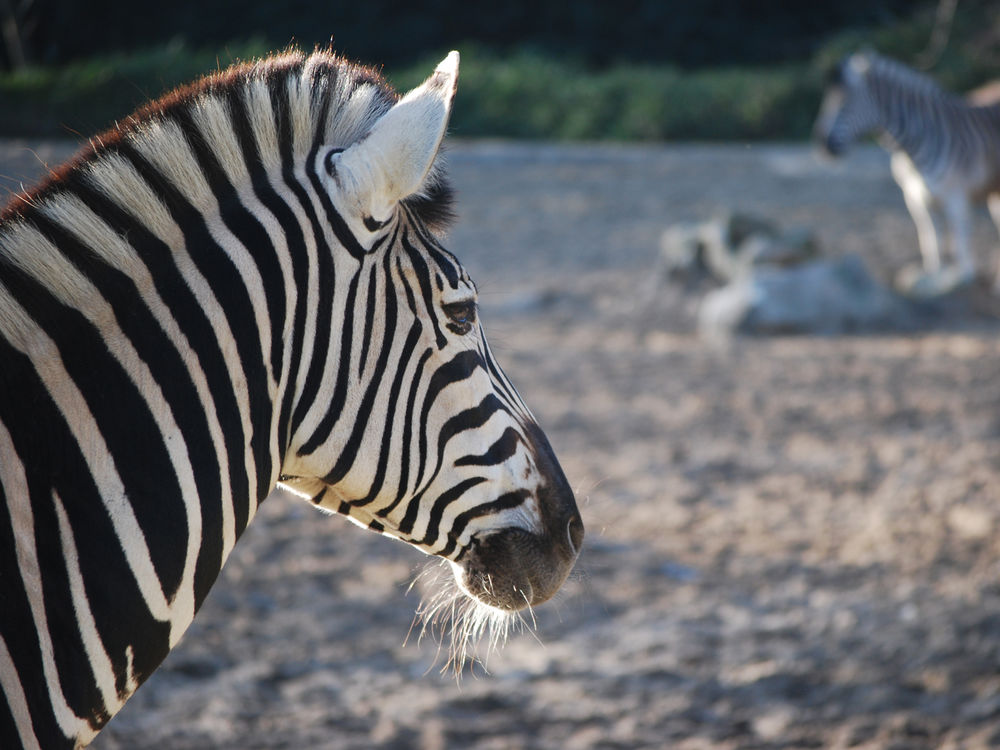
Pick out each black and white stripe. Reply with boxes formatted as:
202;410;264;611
813;51;1000;294
814;52;1000;294
0;49;582;749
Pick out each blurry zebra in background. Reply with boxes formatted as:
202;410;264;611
813;50;1000;297
0;49;583;749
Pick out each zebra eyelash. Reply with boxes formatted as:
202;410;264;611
442;300;477;335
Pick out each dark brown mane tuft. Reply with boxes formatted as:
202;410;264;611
0;47;455;231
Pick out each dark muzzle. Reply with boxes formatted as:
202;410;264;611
460;506;583;610
458;419;583;610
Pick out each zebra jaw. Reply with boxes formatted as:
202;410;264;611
278;476;580;612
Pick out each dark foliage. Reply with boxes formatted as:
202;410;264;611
4;0;931;71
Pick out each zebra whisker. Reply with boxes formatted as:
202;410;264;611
406;560;526;677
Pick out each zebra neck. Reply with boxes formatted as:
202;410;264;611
4;140;298;613
870;67;954;172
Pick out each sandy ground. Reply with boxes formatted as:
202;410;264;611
5;139;1000;749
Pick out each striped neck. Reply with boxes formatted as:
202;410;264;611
864;56;957;167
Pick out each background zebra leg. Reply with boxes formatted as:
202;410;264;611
897;194;975;297
988;194;1000;294
889;154;970;297
891;153;942;277
942;192;976;283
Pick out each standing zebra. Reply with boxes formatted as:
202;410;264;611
0;49;584;749
813;50;1000;297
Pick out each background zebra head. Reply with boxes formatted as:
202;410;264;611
276;52;583;616
813;52;884;157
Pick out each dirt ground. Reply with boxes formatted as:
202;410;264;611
5;139;1000;749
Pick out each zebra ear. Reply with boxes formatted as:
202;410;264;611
334;51;458;221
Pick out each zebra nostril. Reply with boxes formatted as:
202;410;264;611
566;514;584;556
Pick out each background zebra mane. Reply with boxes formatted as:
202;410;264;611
0;46;455;231
862;51;963;106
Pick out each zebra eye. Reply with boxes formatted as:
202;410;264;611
442;300;477;335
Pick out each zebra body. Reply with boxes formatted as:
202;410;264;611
0;50;582;749
813;50;1000;296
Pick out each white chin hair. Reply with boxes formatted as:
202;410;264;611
406;559;528;674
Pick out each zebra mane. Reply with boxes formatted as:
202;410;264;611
1;47;455;230
856;51;962;105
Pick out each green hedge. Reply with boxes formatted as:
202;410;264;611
401;49;821;141
0;40;269;138
0;45;824;141
0;0;995;142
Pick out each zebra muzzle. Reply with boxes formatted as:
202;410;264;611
458;508;584;611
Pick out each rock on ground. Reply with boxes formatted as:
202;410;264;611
698;254;926;337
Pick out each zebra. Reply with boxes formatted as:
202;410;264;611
0;48;584;749
813;50;1000;297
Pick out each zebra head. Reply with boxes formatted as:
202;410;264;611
813;52;882;157
279;53;583;617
